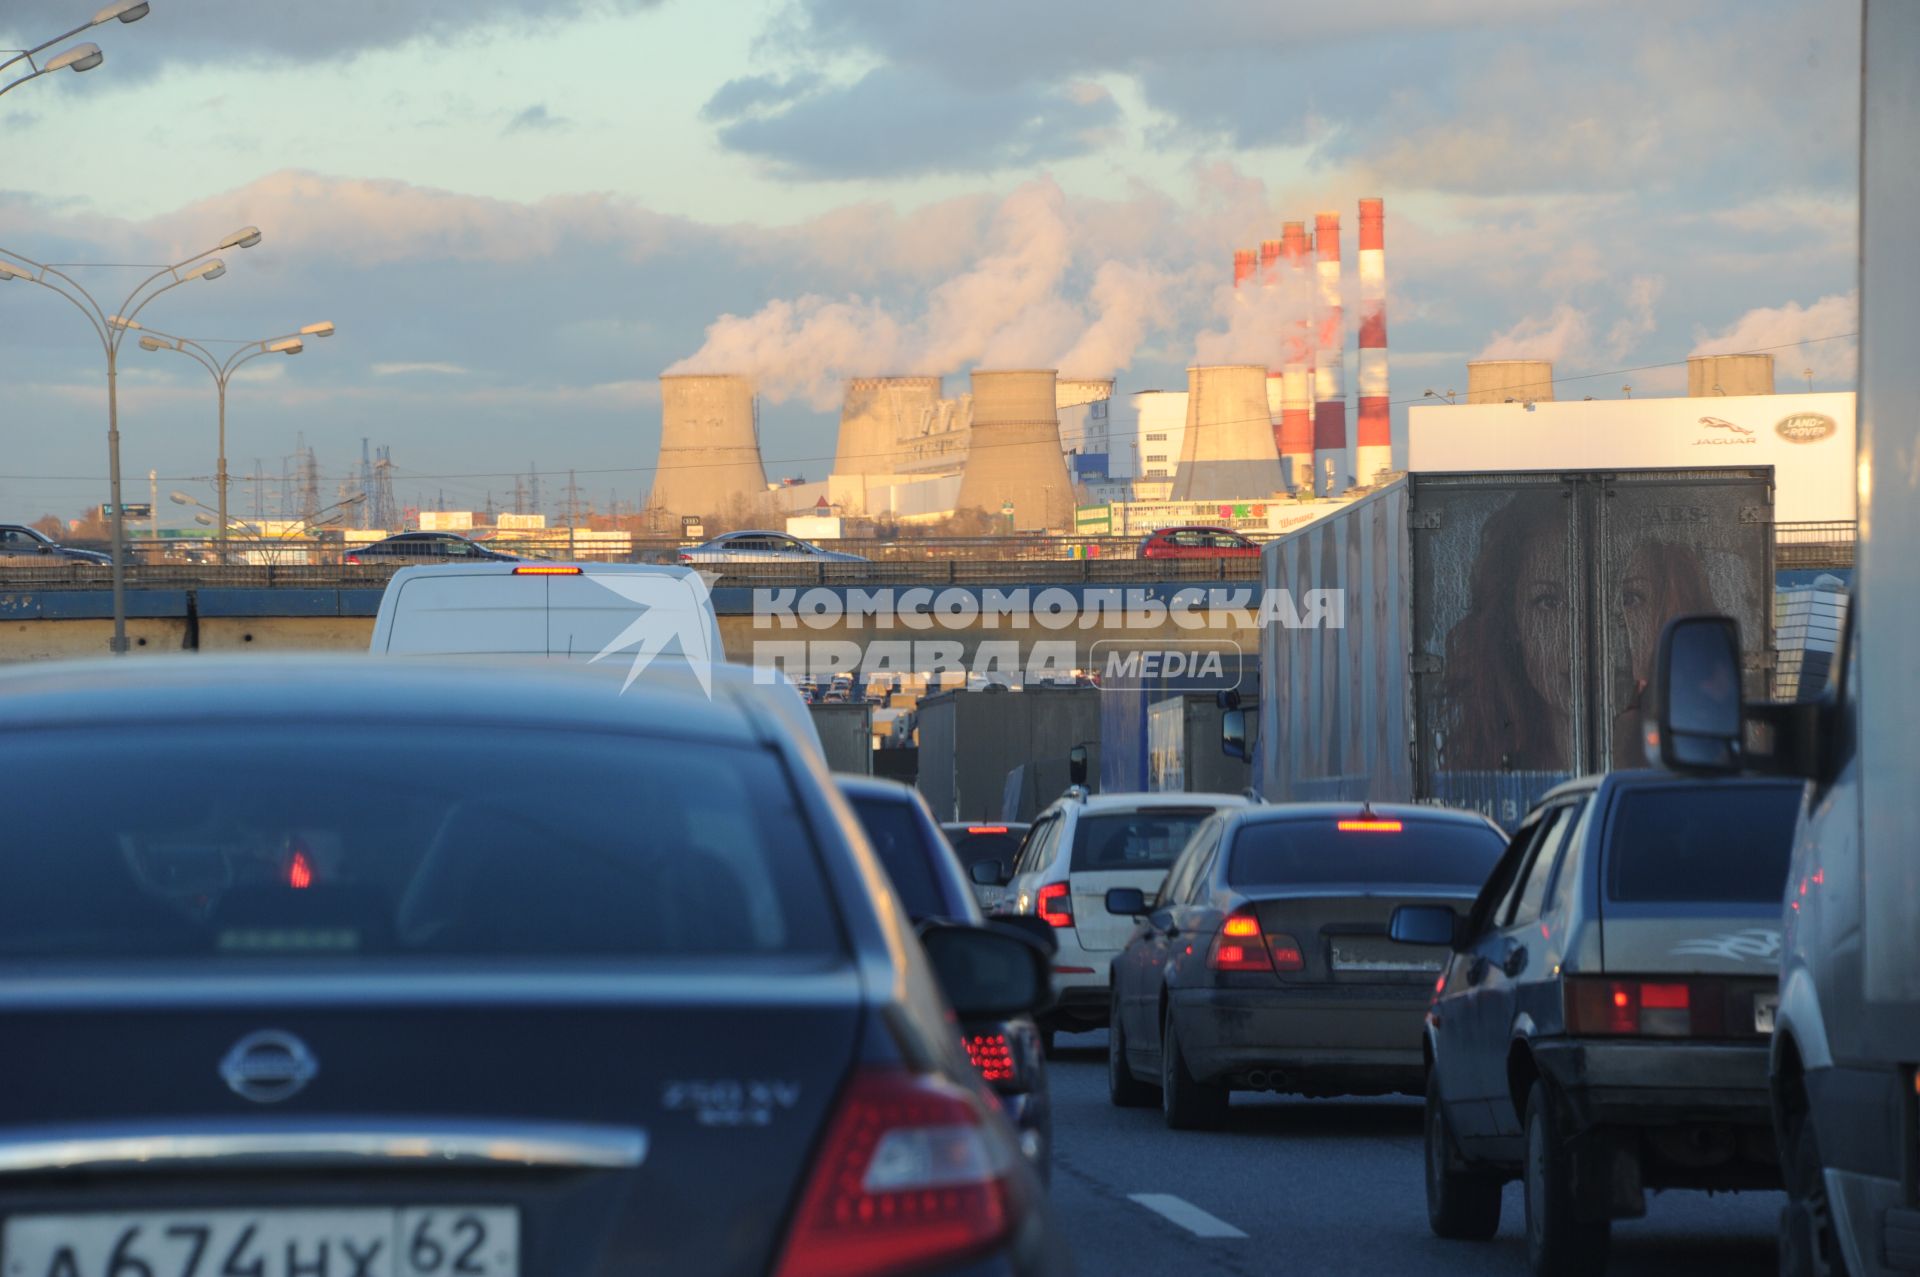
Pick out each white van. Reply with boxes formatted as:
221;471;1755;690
368;562;825;757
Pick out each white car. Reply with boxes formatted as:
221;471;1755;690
997;789;1256;1052
367;561;825;759
676;530;868;564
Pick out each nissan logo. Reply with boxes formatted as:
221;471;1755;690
219;1029;319;1104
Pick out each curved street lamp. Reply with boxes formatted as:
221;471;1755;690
0;3;151;99
0;225;261;652
133;320;334;560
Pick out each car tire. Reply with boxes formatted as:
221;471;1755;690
1779;1087;1849;1277
1523;1079;1609;1277
1108;996;1158;1108
1160;1005;1228;1131
1425;1070;1502;1241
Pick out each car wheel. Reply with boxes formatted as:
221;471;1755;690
1160;1004;1228;1131
1523;1079;1609;1277
1108;995;1157;1108
1779;1088;1849;1277
1424;1069;1502;1240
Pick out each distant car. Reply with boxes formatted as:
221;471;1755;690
1399;772;1805;1275
839;776;1053;1177
344;531;518;564
677;530;868;564
942;821;1031;912
0;523;110;566
0;656;1061;1277
998;790;1256;1051
1137;526;1261;560
1105;802;1506;1131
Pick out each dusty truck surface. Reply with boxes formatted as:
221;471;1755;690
916;685;1102;822
1233;468;1776;827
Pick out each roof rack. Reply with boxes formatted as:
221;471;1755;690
1063;785;1090;803
1241;787;1265;803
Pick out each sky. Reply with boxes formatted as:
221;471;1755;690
0;0;1863;523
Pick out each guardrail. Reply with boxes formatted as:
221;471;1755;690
1774;520;1855;569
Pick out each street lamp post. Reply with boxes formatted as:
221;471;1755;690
135;321;334;560
172;490;364;564
0;226;261;653
0;2;151;98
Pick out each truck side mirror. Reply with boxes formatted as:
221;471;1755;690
1068;744;1088;787
1221;708;1248;761
1650;614;1744;774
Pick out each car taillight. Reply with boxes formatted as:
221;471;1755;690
964;1032;1016;1085
968;826;1008;835
1206;908;1304;973
773;1068;1018;1277
1337;818;1403;832
677;552;693;563
344;553;360;564
1566;977;1727;1037
1036;882;1073;928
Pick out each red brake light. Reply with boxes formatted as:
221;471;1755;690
964;1032;1015;1085
1207;909;1305;974
1567;978;1724;1037
1267;933;1306;971
773;1068;1018;1277
1036;882;1073;928
513;565;583;575
968;826;1008;835
1222;915;1260;938
344;553;360;564
288;851;313;890
1337;819;1403;832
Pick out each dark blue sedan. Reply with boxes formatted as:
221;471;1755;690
0;656;1059;1277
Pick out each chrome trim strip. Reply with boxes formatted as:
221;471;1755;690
0;1120;646;1174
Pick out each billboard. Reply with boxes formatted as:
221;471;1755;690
1408;392;1854;523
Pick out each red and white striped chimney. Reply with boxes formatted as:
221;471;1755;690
1232;248;1257;290
1356;198;1389;487
1312;211;1347;496
1259;238;1284;454
1279;222;1313;492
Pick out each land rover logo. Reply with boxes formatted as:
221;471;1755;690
1776;412;1837;444
219;1029;318;1103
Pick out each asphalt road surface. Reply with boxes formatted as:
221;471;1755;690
1046;1028;1782;1277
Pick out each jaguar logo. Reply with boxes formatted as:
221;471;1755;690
1694;416;1758;445
1776;412;1838;444
219;1029;319;1104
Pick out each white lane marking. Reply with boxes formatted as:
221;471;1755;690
1127;1193;1248;1239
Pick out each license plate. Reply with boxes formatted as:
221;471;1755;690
1330;939;1443;973
1755;994;1779;1034
4;1207;519;1277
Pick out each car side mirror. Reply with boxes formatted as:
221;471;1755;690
1105;887;1148;917
1389;904;1462;950
918;921;1051;1018
1221;708;1248;761
1649;615;1744;774
1068;744;1089;787
969;859;1007;886
36;543;52;554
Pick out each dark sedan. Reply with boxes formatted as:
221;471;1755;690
344;532;518;564
841;779;1052;1177
0;523;111;566
0;657;1059;1277
1106;802;1506;1129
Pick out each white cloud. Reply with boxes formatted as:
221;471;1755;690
372;361;472;377
1691;292;1858;382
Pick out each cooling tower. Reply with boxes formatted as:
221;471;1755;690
1687;354;1775;397
1356;198;1392;487
954;369;1075;531
1278;222;1314;492
833;375;943;476
1466;360;1555;404
1170;364;1288;502
650;374;768;519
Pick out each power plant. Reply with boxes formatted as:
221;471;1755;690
953;370;1076;531
649;374;768;521
1170;365;1288;501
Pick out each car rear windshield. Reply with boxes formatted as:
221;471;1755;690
1606;784;1801;904
1070;809;1217;873
1227;818;1506;887
0;726;841;961
848;796;949;920
942;827;1025;871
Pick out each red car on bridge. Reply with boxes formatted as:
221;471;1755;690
1137;526;1262;560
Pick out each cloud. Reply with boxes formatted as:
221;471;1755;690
0;1;668;73
703;66;1122;179
1692;292;1858;382
1478;304;1594;364
1605;275;1664;360
373;362;472;377
504;104;568;134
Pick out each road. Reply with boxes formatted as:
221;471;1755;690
1045;1029;1782;1277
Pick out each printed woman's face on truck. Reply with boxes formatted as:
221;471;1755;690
1514;534;1575;726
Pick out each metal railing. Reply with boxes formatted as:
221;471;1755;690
1774;520;1856;569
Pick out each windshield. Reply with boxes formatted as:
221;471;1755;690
1070;809;1218;873
0;726;840;961
1228;819;1506;888
1607;784;1803;904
